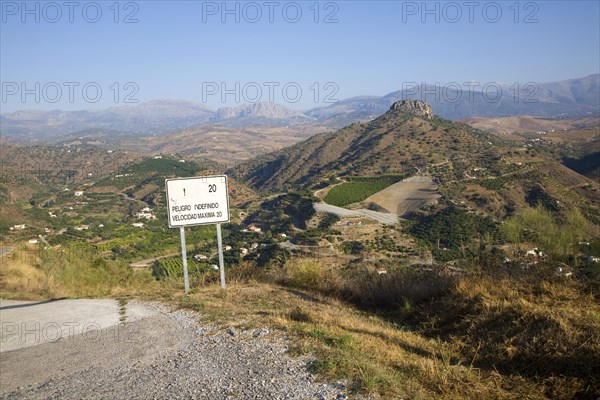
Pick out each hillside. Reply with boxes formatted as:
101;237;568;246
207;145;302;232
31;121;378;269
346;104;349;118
231;100;600;227
144;124;329;166
231;100;509;192
461;115;600;138
460;115;600;183
2;107;600;400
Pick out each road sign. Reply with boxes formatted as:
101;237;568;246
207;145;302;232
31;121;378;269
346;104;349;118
165;175;230;292
165;175;230;228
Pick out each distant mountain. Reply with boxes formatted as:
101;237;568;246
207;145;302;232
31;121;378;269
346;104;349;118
308;74;600;124
2;75;597;142
0;100;214;139
304;96;384;127
209;102;315;127
0;101;317;141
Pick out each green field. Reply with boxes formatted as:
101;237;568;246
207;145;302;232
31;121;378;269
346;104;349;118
152;256;209;279
323;175;404;207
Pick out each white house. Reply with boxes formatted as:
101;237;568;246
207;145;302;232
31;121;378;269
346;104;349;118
136;212;156;220
132;222;144;228
526;248;544;257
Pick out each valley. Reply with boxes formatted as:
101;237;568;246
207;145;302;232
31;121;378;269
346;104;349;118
1;99;599;399
3;2;600;397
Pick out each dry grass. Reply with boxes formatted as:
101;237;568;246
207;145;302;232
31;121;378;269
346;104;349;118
167;282;498;399
414;266;600;399
0;246;158;299
3;248;598;399
0;252;56;300
162;258;600;399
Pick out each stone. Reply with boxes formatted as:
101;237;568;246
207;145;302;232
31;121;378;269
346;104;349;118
390;100;433;118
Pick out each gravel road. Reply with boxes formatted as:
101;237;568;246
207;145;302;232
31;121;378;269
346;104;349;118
0;300;350;400
313;204;397;225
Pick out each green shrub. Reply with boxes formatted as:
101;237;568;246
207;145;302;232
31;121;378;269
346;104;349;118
287;259;325;289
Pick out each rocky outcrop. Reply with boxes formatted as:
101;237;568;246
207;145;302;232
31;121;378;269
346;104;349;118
390;100;433;118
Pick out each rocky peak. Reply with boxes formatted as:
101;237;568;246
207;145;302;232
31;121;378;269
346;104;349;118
390;100;433;118
212;102;306;121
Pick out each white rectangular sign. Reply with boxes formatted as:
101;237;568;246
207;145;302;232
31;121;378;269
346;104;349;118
165;175;230;228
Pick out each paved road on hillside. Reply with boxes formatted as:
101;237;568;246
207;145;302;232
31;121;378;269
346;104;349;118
313;203;398;224
0;299;350;399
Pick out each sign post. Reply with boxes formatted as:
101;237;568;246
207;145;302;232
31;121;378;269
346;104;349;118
216;223;225;288
166;175;230;293
179;226;190;293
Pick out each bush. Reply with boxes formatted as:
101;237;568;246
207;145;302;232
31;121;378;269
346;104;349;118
340;241;365;255
342;266;452;310
287;259;325;289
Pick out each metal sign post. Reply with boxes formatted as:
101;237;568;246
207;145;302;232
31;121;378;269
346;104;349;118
179;226;190;293
165;175;230;293
216;223;225;289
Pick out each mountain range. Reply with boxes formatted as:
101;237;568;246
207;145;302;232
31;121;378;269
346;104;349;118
306;74;600;126
1;74;598;141
0;100;214;140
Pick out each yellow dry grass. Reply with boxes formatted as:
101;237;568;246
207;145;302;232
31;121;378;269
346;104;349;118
0;246;158;300
2;247;598;399
165;265;600;400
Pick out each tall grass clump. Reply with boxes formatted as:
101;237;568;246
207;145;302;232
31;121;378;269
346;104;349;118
0;246;157;299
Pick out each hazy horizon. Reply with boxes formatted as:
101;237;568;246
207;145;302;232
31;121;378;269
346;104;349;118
1;1;599;113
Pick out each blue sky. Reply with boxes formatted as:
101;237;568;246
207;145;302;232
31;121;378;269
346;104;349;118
1;0;599;112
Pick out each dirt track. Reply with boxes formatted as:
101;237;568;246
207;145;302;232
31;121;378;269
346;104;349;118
364;176;440;217
313;204;398;224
